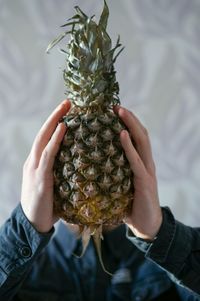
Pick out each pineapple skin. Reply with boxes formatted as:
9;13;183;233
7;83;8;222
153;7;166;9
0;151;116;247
53;106;133;226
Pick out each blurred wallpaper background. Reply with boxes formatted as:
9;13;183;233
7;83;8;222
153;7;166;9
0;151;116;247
0;0;200;226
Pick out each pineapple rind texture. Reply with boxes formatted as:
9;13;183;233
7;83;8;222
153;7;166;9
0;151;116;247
54;107;133;226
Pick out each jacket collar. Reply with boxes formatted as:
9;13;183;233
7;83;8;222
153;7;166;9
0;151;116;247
54;221;133;259
103;224;134;260
54;221;78;258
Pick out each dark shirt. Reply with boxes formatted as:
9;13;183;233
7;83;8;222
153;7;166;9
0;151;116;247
0;204;199;301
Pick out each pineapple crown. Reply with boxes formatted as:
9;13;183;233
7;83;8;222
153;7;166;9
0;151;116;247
47;1;124;108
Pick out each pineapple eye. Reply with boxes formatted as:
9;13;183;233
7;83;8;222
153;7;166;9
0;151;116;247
111;167;124;183
74;124;88;140
87;118;101;131
83;165;99;181
104;141;116;156
112;120;124;133
101;128;114;141
98;112;113;125
110;184;123;199
69;191;85;206
73;156;90;170
112;199;124;215
88;148;104;162
59;182;71;198
70;141;86;156
122;179;132;194
63;163;75;178
113;153;126;167
102;158;114;173
66;116;81;128
83;182;99;198
78;203;97;222
59;150;72;162
84;133;99;147
62;130;74;147
98;174;112;192
71;172;86;184
68;62;75;70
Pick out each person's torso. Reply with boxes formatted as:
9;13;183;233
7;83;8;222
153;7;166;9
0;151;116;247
15;223;196;301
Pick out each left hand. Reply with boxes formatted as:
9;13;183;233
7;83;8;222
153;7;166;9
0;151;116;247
21;100;70;233
115;106;163;240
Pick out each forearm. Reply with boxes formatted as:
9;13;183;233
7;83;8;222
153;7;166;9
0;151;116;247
127;207;200;296
0;204;54;300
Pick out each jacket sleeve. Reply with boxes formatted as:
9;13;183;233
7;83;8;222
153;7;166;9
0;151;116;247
0;204;54;301
126;207;200;296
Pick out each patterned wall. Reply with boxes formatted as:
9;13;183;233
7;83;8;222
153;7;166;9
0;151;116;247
0;0;200;226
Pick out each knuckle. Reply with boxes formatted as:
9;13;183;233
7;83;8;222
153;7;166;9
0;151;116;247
40;148;52;171
136;135;142;146
23;161;28;172
42;148;49;161
143;127;149;137
23;158;29;169
43;148;48;158
24;153;37;170
23;156;32;171
34;130;45;147
35;178;46;195
149;162;156;175
35;133;42;145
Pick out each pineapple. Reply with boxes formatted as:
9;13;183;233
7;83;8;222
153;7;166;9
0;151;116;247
47;1;133;273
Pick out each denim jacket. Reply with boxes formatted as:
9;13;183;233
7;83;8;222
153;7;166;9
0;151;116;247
0;204;199;301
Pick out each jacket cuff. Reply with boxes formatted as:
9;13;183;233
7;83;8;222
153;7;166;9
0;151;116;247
127;207;193;276
146;207;192;275
126;227;153;253
0;203;54;279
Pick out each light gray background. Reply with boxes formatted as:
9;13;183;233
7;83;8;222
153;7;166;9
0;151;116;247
0;0;200;226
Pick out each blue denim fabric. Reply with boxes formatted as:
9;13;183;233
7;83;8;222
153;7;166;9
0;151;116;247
0;204;199;301
127;207;200;300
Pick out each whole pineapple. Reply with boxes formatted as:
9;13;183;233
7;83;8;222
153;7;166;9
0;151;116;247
47;1;133;271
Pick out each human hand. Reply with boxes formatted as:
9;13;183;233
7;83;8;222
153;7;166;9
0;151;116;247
21;100;71;233
115;107;162;240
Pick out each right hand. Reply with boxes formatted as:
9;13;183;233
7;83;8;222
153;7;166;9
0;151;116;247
21;100;71;233
116;106;162;241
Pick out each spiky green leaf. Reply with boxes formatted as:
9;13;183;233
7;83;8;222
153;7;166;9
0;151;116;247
46;31;71;53
60;21;79;28
74;6;87;19
99;0;109;29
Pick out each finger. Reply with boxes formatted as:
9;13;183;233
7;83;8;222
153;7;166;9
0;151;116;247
120;130;146;177
39;122;67;172
31;99;70;167
117;107;154;172
114;105;146;134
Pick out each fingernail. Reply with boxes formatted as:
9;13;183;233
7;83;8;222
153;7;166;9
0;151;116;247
118;107;125;117
62;99;68;104
56;123;62;130
62;99;70;105
57;122;66;131
121;129;129;138
56;100;70;112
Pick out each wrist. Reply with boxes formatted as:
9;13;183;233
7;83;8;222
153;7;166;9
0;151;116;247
20;202;55;234
30;220;54;234
127;210;163;241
